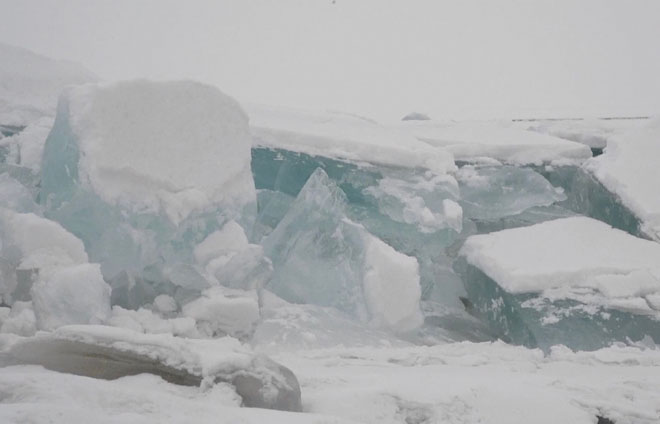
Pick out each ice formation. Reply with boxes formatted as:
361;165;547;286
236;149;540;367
247;103;455;173
40;80;257;293
401;120;592;165
0;50;658;422
262;168;423;332
584;118;660;241
459;217;660;350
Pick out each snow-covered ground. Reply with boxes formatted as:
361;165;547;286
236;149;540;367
2;339;660;424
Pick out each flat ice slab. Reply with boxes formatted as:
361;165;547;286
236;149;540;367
585;118;660;241
247;103;455;174
460;217;660;312
0;43;96;126
402;121;591;165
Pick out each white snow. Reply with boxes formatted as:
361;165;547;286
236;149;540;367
247;103;456;174
0;43;96;126
60;80;255;224
194;220;249;267
31;264;111;331
362;235;423;332
3;338;660;424
584;117;660;240
0;209;88;286
9;116;54;171
460;217;660;313
402;120;592;165
521;117;646;149
182;287;260;339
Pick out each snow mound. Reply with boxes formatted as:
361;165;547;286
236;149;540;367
247;103;455;174
403;121;591;165
585;117;660;240
0;43;96;126
460;217;660;311
43;80;255;224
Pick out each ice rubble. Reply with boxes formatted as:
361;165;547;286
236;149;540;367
262;168;423;332
0;43;97;127
400;120;592;165
459;217;660;350
584;118;660;241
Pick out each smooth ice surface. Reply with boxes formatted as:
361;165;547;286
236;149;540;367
31;264;111;331
460;217;660;312
262;168;422;332
456;165;566;220
43;80;255;224
584;117;660;240
248;103;455;173
0;43;96;126
403;120;591;165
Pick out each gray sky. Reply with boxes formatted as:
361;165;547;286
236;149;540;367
2;0;659;121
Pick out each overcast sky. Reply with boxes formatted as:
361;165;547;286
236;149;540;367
2;0;659;121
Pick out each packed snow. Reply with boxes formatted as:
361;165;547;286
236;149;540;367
401;120;592;165
584;118;660;241
247;103;456;173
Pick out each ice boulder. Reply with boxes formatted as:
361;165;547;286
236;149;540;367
0;208;88;302
40;80;256;289
262;168;423;332
31;263;111;331
458;217;660;350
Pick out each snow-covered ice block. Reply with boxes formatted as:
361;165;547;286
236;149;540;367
182;287;260;339
459;217;660;350
0;43;96;126
0;208;88;302
403;121;591;166
262;168;423;332
584;117;660;241
0;174;38;213
40;80;256;287
2;325;302;411
248;103;455;173
31;263;111;331
0;117;54;172
456;165;566;220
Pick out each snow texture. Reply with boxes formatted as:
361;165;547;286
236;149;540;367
43;80;255;224
248;103;456;173
403;120;592;165
585;117;660;240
